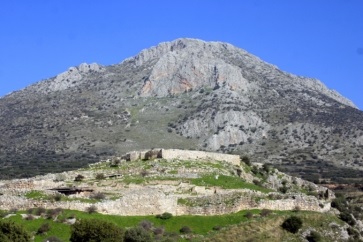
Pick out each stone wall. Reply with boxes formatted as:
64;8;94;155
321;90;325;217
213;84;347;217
122;149;241;166
161;149;240;166
0;191;328;216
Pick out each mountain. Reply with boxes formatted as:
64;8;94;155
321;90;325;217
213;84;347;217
0;38;362;180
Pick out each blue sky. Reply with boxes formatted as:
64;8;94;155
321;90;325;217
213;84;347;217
1;1;362;109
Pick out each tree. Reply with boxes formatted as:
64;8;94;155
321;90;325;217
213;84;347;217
281;216;303;234
70;218;124;242
0;220;31;242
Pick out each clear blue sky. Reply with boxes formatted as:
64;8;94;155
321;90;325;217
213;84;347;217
1;1;362;109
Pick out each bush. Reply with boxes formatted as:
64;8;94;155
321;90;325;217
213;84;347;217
331;196;348;212
0;220;31;242
340;211;356;226
74;174;85;181
95;173;105;180
90;192;105;200
53;193;62;202
260;209;271;217
241;156;251;166
25;214;35;220
156;212;173;220
46;208;63;219
86;205;98;214
281;216;303;233
35;207;47;216
42;236;63;242
244;212;253;219
179;226;192;234
70;218;124;242
124;227;151;242
212;225;222;231
306;230;322;242
153;227;164;236
26;208;34;214
279;186;288;194
37;222;51;235
139;220;153;231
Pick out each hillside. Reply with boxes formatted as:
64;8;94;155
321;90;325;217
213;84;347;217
0;150;362;241
0;38;362;182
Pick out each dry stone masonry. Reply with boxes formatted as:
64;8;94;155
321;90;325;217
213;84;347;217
0;149;333;216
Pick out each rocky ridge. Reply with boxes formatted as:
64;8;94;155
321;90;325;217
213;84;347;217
0;38;362;181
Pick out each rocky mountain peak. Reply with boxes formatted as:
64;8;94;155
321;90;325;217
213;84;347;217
123;38;355;109
0;38;362;182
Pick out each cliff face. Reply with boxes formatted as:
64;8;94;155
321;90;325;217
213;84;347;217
0;38;362;180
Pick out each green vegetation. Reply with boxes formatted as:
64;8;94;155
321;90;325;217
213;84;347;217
281;216;303;233
0;220;32;242
70;218;124;242
25;190;48;200
0;208;351;242
191;174;272;193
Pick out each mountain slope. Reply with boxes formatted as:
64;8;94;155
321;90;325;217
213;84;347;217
0;38;362;180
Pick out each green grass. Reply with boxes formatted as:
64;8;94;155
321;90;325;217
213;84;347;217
191;174;272;193
4;209;264;241
25;190;49;200
3;209;343;242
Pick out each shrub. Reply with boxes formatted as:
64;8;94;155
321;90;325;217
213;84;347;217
26;208;34;214
179;226;192;234
262;163;271;173
279;186;288;194
0;210;9;218
212;225;222;231
153;227;164;236
42;236;63;242
124;227;151;242
90;192;105;200
306;230;322;242
339;211;356;226
95;173;105;180
281;216;303;233
35;207;47;216
241;156;251;166
156;212;173;220
46;208;63;220
86;205;97;214
9;208;18;214
244;212;253;219
53;193;62;201
70;218;124;242
140;170;149;177
253;179;262;186
331;196;348;212
74;174;85;182
0;220;31;242
37;223;51;235
260;209;271;217
139;220;153;231
25;214;35;220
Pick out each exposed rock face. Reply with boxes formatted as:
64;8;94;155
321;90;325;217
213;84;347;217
0;38;362;181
